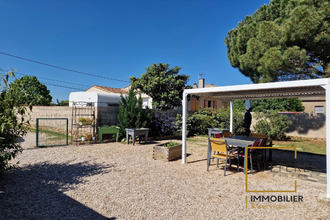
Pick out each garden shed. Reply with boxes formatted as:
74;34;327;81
181;78;330;198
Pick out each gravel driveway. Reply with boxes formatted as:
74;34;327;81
0;132;329;219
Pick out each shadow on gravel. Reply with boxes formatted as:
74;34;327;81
0;162;116;219
270;149;326;173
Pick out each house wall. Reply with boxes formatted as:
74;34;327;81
284;113;326;139
302;100;326;114
187;96;227;111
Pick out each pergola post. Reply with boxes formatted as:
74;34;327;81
326;84;330;198
230;100;233;133
182;93;188;164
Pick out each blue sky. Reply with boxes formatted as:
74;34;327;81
0;0;269;102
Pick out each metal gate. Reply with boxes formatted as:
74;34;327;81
36;118;68;147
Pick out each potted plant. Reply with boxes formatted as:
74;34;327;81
83;133;93;141
153;141;182;161
78;117;94;125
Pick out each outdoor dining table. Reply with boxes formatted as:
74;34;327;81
223;136;260;174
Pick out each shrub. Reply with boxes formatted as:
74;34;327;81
163;141;180;147
0;71;31;174
149;112;177;137
176;108;244;136
253;111;292;140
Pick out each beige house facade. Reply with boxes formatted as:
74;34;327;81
300;96;326;114
187;79;228;111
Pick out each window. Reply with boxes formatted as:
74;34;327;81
142;98;149;109
208;100;212;108
315;106;324;114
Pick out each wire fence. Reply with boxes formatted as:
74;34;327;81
36;118;68;147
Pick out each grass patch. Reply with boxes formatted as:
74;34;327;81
186;135;326;155
273;137;325;155
186;135;208;146
27;127;70;142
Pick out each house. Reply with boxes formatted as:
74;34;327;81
85;79;227;111
187;78;228;111
122;85;152;109
85;85;128;95
86;85;152;109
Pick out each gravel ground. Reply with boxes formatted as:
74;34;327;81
0;132;329;219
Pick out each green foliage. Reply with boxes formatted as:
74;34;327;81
0;71;31;174
176;108;244;136
253;111;292;140
56;99;69;106
149;112;177;137
117;87;152;139
234;98;304;112
225;0;330;82
163;141;180;148
130;63;191;110
9;75;52;105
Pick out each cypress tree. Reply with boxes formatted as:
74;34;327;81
117;87;151;139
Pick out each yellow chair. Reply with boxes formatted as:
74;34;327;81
207;138;238;176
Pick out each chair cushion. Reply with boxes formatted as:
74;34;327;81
214;133;223;138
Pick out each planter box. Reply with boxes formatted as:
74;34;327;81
79;121;93;125
153;143;182;161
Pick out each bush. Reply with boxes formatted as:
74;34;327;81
253;111;292;140
176;108;244;136
0;71;31;174
149;112;177;137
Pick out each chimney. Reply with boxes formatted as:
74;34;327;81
193;83;197;89
198;78;205;88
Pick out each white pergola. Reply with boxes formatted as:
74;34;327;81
181;78;330;198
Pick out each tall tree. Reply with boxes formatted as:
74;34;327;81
0;71;31;173
9;75;52;105
130;63;190;110
225;0;330;83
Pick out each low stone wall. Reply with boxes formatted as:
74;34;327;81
25;106;119;134
25;106;72;129
251;112;326;139
25;107;326;139
284;113;326;139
